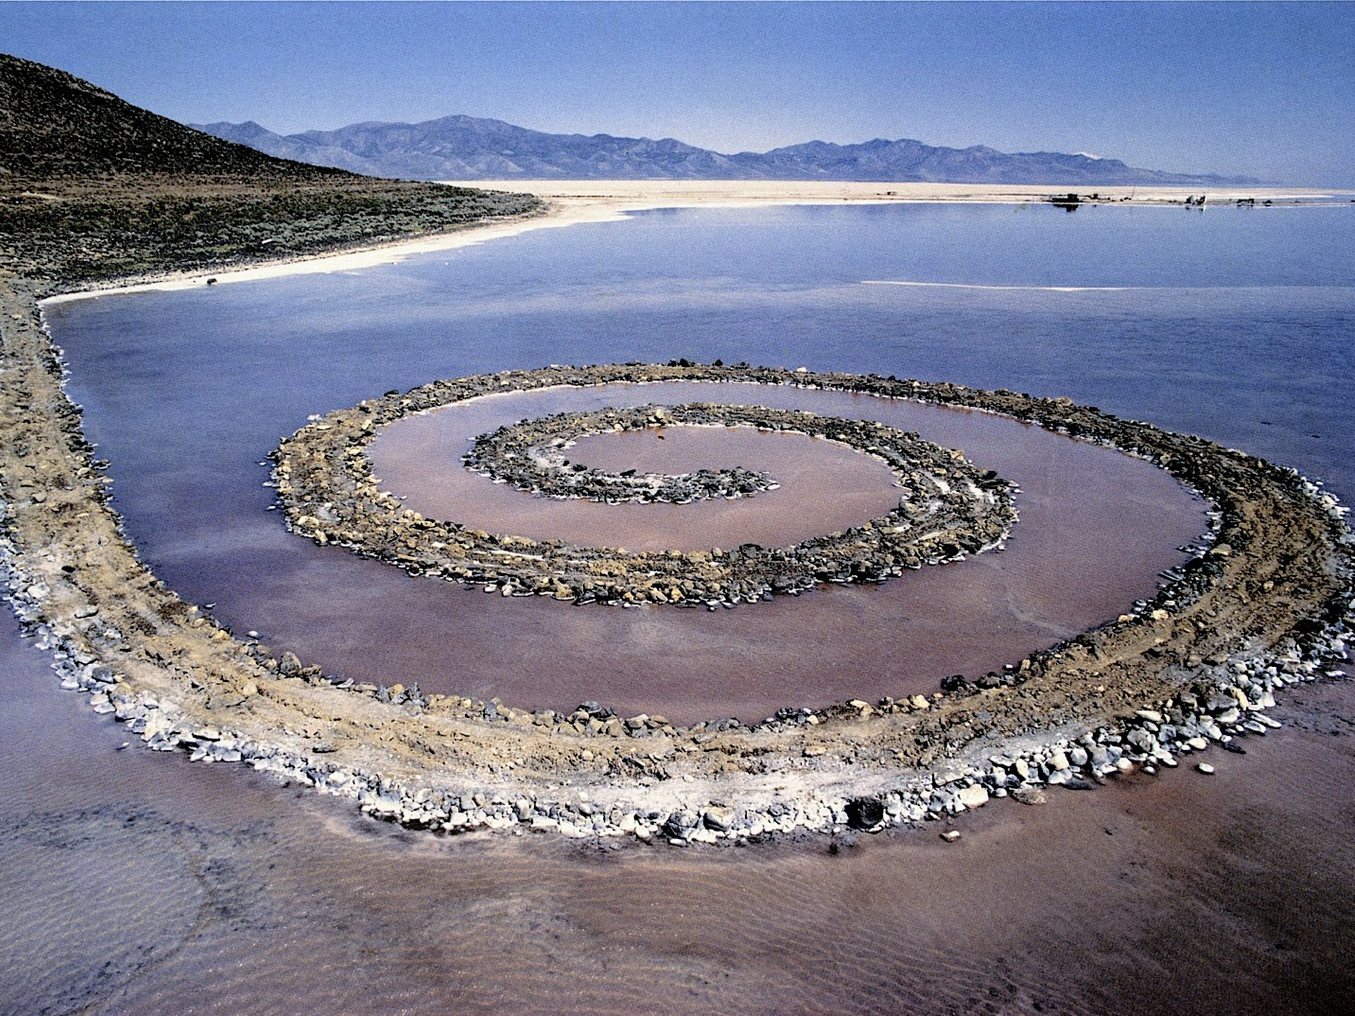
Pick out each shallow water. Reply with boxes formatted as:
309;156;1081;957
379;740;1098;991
3;603;1352;1016
356;379;1205;719
10;202;1355;1012
30;279;1216;720
373;404;907;552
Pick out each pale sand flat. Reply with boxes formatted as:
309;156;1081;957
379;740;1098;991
43;180;1352;304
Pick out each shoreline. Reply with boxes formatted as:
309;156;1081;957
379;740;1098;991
39;180;1352;305
2;189;1352;845
37;206;571;303
4;266;1353;839
450;179;1354;207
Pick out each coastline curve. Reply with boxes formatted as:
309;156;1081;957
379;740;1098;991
2;294;1352;844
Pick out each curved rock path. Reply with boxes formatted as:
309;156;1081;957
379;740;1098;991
466;403;782;503
3;273;1353;843
277;397;1017;605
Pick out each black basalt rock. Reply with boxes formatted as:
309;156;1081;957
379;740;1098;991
845;797;886;830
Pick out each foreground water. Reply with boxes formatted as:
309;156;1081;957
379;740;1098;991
6;202;1354;1012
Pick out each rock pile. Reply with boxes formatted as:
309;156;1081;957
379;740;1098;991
465;403;779;503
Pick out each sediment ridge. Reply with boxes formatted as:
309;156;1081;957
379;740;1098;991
3;267;1353;843
275;398;1016;605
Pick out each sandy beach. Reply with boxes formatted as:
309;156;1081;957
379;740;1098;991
456;178;1351;206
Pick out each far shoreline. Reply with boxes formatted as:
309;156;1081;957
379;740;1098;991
40;179;1352;305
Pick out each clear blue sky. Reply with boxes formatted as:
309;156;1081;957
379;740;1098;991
4;1;1353;185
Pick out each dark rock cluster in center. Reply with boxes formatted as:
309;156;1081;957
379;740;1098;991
270;370;1020;607
463;404;778;503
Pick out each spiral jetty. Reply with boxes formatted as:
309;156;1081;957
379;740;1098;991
2;324;1352;844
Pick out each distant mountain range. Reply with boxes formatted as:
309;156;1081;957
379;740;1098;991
191;114;1255;186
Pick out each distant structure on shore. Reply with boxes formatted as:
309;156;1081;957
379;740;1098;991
192;114;1256;186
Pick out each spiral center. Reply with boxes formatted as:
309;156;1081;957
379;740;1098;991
463;404;779;504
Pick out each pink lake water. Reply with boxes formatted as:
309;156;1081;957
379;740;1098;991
352;381;1209;721
374;418;905;552
19;202;1355;1013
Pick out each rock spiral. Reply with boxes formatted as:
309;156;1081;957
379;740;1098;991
272;389;1018;606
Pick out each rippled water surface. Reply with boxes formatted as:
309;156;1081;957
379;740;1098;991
9;202;1355;1013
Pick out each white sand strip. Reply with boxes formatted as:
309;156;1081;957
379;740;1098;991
43;180;1351;305
863;280;1139;293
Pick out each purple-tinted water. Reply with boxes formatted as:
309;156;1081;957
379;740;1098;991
9;202;1354;1012
372;408;905;552
355;379;1204;720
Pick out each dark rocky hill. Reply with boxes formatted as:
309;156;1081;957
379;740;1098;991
0;54;541;282
0;53;346;186
195;113;1255;186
